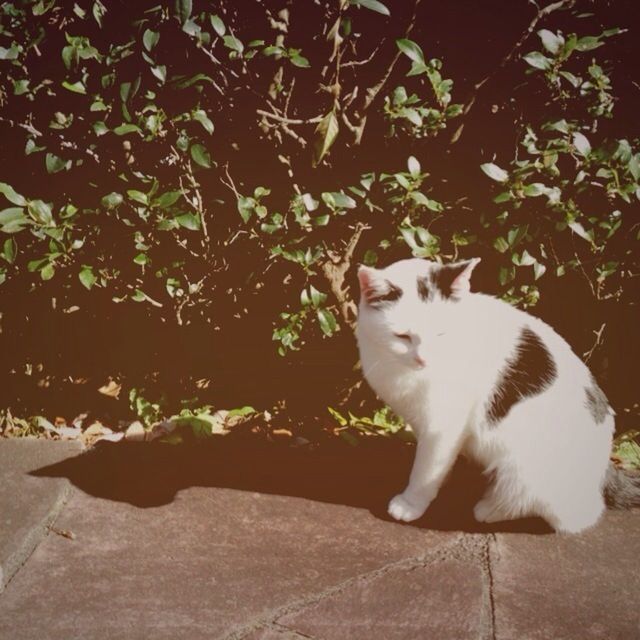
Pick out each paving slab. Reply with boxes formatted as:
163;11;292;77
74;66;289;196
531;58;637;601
492;509;640;640
0;439;82;592
0;440;453;640
273;559;486;640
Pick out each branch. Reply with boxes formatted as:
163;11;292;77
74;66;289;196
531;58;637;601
321;223;370;327
451;0;576;143
256;109;324;125
362;0;422;112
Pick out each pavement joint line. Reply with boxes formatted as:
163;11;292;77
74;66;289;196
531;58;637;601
222;532;469;640
266;621;316;639
478;533;497;640
0;482;74;595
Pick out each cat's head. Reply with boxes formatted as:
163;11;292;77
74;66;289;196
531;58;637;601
356;258;481;369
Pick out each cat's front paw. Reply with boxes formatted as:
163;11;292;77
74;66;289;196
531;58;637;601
388;493;428;523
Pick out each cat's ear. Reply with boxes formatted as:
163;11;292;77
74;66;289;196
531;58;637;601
435;258;481;298
357;265;379;298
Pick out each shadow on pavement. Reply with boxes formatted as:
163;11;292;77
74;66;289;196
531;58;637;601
30;435;552;535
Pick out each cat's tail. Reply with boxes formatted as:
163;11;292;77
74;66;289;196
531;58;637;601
604;463;640;509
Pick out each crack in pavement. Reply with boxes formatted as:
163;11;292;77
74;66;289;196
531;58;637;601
227;532;488;640
479;533;497;640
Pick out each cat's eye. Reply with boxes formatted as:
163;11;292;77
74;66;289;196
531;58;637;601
394;333;412;342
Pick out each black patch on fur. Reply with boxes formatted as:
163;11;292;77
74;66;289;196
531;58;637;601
486;327;557;426
430;263;467;299
417;277;430;301
367;280;402;308
584;377;610;424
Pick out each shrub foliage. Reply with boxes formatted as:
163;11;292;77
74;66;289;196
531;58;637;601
0;0;638;430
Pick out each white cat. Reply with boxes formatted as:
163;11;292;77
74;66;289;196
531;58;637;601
355;257;638;533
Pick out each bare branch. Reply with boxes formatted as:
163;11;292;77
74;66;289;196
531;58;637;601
321;222;370;326
452;0;576;143
256;109;324;125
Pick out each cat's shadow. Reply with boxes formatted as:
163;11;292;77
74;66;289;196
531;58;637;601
31;434;552;535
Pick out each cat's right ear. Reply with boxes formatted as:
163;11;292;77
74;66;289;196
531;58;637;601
357;265;379;299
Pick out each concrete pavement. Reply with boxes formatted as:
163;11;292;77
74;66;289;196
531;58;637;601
0;437;638;639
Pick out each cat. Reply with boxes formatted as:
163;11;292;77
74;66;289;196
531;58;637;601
355;257;640;533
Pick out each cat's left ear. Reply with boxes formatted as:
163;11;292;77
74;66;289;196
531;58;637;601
437;258;481;298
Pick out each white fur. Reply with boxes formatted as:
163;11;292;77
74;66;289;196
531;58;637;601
356;258;614;533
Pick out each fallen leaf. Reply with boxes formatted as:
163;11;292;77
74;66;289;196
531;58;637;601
125;420;146;441
98;380;122;399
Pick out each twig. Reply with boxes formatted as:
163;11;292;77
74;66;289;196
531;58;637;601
362;0;422;112
220;163;241;200
0;116;43;138
452;0;576;143
343;45;380;68
256;109;324;125
583;322;606;363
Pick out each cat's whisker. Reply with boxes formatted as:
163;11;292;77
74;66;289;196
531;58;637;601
362;358;382;378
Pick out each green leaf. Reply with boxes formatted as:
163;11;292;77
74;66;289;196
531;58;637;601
0;208;28;232
40;263;55;281
175;212;200;230
301;193;319;212
113;124;141;136
61;80;87;94
538;29;564;55
290;54;310;68
507;225;528;248
223;35;244;54
153;191;182;209
349;0;390;15
143;29;160;51
533;262;546;280
568;221;593;243
192;109;214;135
79;265;97;289
313;111;339;166
101;192;123;209
0;183;27;207
127;190;148;205
2;238;17;264
523;183;546;197
93;120;109;136
45;153;68;174
0;43;21;59
175;0;192;24
133;253;148;265
190;144;212;168
92;0;107;27
309;285;326;307
227;405;255;418
151;65;167;83
480;163;509;183
210;15;226;37
27;200;53;225
323;191;356;209
628;154;640;182
572;132;591;156
523;51;551;70
493;237;509;253
575;36;603;52
317;308;338;336
407;156;420;178
396;38;424;64
237;196;253;223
